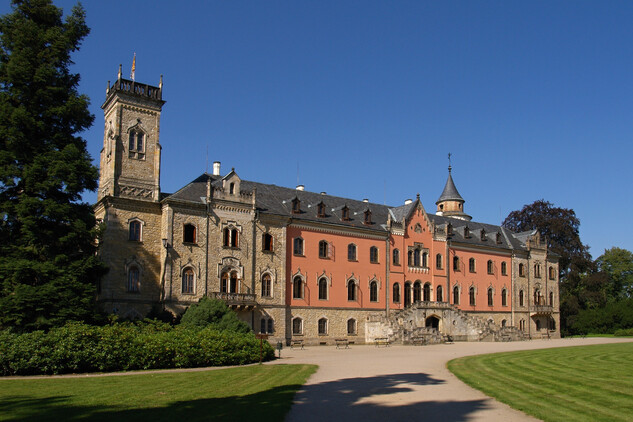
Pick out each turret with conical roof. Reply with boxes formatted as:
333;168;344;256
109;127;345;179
436;162;471;221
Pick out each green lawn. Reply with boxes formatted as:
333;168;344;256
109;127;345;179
448;342;633;422
0;364;317;422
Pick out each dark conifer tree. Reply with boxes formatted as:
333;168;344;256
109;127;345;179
0;0;106;331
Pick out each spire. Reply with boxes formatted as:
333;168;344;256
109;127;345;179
435;154;471;221
436;164;464;204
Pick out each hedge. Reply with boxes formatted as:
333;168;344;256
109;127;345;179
0;321;274;376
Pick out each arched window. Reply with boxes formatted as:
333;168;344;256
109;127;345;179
422;252;428;268
129;220;141;241
128;130;144;159
319;240;329;259
392;283;400;303
549;291;554;307
347;319;357;335
223;227;239;248
370;281;378;302
413;249;421;267
487;260;493;275
469;287;476;306
487;288;493;306
501;288;507;306
318;318;328;335
262;233;273;252
519;319;525;331
221;272;229;293
534;263;541;278
348;243;357;261
404;282;412;307
183;223;196;243
413;282;422;303
182;268;194;294
347;280;357;301
293;237;304;255
229;182;235;194
127;265;140;292
519;290;524;307
436;285;443;302
423;283;431;302
318;277;328;300
519;263;525;277
501;319;507;327
453;256;460;272
469;258;476;273
261;273;272;297
393;249;400;266
453;285;460;305
231;229;238;248
260;318;274;334
408;250;413;266
534;289;541;305
370;246;379;263
501;262;507;276
292;318;303;335
549;266;556;280
436;253;443;269
293;276;303;299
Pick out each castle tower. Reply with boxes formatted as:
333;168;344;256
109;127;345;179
436;164;471;221
98;65;165;202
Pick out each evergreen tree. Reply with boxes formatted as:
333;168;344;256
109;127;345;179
0;0;106;331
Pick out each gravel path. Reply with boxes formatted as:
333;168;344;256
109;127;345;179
272;337;633;422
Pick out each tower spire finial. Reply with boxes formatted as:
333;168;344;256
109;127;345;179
448;152;452;173
117;64;122;80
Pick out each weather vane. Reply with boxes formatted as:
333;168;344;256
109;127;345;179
448;152;452;172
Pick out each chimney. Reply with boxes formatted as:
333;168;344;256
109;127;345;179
320;192;326;195
404;199;413;205
362;199;369;203
212;161;221;176
296;185;305;191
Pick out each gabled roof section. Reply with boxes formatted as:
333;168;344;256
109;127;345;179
165;173;216;204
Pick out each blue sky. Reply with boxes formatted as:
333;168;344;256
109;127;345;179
3;0;632;257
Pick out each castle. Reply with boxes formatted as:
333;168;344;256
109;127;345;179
94;70;560;344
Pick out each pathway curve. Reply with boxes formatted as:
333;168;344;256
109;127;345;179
271;337;633;422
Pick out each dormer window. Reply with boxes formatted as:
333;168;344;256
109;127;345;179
292;198;301;214
447;223;453;236
496;232;502;244
480;229;486;241
317;202;326;218
342;206;350;221
128;130;145;159
229;182;235;195
364;210;372;225
464;226;470;238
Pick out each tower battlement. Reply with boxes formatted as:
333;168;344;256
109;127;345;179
106;77;163;102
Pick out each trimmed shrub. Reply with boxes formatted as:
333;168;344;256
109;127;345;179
614;328;633;337
180;296;251;333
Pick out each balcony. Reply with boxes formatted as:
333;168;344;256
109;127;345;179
531;305;553;315
211;292;257;310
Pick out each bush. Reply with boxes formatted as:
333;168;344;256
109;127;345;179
614;328;633;337
570;298;633;335
180;296;251;333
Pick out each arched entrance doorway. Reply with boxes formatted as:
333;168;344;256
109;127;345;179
425;315;440;329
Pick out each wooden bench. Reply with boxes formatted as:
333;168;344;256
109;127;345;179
335;338;349;349
290;339;304;349
374;337;390;347
411;336;428;346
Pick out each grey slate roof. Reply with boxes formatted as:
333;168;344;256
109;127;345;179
436;171;464;204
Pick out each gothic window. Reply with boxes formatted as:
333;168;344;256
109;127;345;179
293;237;304;256
262;233;273;252
549;291;554;307
129;220;142;241
469;258;476;273
501;262;507;276
292;318;303;335
413;282;422;303
128;130;145;159
519;290;524;307
423;283;431;302
221;271;238;293
422;252;428;268
534;289;542;305
453;256;460;272
223;227;239;248
519;263;525;277
549;266;556;280
453;285;460;305
487;288;493;306
127;265;140;292
293;276;304;299
487;260;494;275
534;263;541;278
393;249;400;266
436;253;443;269
469;287;476;306
436;285;443;302
392;283;400;303
182;268;194;294
370;246;379;263
318;277;328;300
370;281;378;302
261;273;272;298
502;288;507;306
413;249;421;267
501;319;506;327
318;318;328;335
348;243;357;261
347;279;357;301
319;240;329;259
183;224;196;244
347;319;357;335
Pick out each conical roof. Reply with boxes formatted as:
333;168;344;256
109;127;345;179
436;168;464;204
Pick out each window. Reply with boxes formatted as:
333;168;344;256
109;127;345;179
413;282;422;303
549;266;556;280
364;210;372;225
268;319;274;334
501;288;507;306
480;229;486;241
469;258;476;273
453;256;460;272
223;227;239;248
182;268;194;294
535;320;541;331
318;318;328;335
436;285;443;302
221;271;238;293
549;291;554;307
293;237;304;256
501;262;507;276
519;319;525;331
293;276;303;299
422;252;428;268
413;249;420;267
501;319;506;327
292;318;303;335
127;265;140;292
262;233;273;252
534;263;541;278
260;318;273;334
183;224;196;244
348;243;357;261
519;263;525;277
487;288;493;306
393;283;400;303
347;319;357;335
229;182;235;194
453;286;460;305
370;246;379;263
519;290;524;307
128;130;145;159
341;206;350;221
370;281;378;302
292;198;301;214
261;273;272;297
423;283;431;302
496;232;502;244
534;289;542;305
469;287;476;306
318;277;328;300
487;260;493;275
319;240;329;259
347;280;357;301
129;220;141;241
464;226;470;238
436;253;443;269
317;202;326;217
393;249;400;266
447;223;453;236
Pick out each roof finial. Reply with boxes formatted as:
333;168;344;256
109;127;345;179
448;152;452;173
117;64;122;80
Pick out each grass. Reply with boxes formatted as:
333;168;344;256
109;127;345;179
448;342;633;422
0;364;317;422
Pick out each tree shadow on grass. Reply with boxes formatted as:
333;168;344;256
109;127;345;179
2;372;491;422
